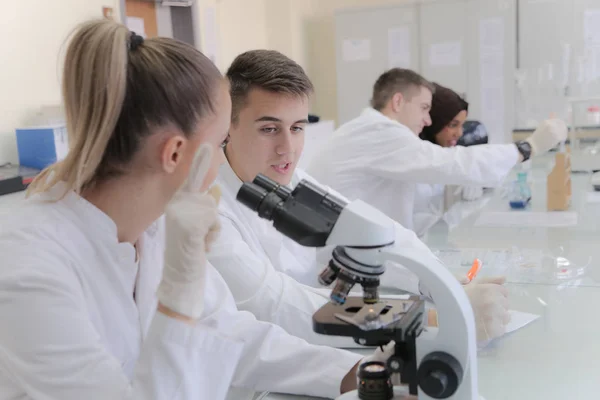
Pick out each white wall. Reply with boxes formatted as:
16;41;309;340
0;1;120;164
301;0;414;123
193;0;269;72
193;0;403;121
215;0;269;71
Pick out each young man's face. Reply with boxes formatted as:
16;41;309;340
396;86;433;134
226;88;308;185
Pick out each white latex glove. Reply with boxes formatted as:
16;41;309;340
461;186;484;201
525;118;568;156
157;144;221;319
463;276;511;342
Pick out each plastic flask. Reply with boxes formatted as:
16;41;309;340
509;171;532;209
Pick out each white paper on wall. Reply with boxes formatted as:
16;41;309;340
584;9;600;46
342;39;371;62
126;17;146;38
479;17;505;143
387;26;411;69
203;6;218;64
429;41;462;67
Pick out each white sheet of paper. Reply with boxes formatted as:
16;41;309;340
126;17;146;38
584;9;600;46
479;18;505;143
475;211;578;228
506;310;539;334
587;191;600;203
388;27;411;69
586;45;600;82
429;41;462;67
382;297;539;337
203;6;218;64
342;39;371;62
53;126;69;161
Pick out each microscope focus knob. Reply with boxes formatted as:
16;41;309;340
417;352;463;399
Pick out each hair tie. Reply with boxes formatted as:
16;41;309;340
129;31;144;51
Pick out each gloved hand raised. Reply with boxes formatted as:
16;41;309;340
525;118;568;156
157;144;221;320
463;276;511;343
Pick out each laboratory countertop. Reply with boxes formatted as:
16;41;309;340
2;154;600;399
512;126;600;141
264;283;600;400
263;154;600;400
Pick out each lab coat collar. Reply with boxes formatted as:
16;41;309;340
41;182;137;262
360;107;410;131
218;159;244;193
218;159;287;265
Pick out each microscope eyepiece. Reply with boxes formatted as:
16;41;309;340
252;174;292;200
237;174;385;306
237;174;344;247
236;183;268;213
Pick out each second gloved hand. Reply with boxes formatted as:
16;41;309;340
525;118;568;156
157;144;221;320
464;276;511;343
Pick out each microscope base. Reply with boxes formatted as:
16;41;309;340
336;387;411;399
336;388;486;400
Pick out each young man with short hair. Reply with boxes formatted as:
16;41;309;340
307;68;567;231
208;51;512;348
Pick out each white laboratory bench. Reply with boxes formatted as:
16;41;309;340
262;153;600;400
2;153;599;400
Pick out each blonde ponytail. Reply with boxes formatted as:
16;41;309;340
28;19;221;197
29;20;129;196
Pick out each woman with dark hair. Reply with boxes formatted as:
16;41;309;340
420;83;469;147
414;83;484;237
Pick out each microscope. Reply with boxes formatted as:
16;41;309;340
237;175;478;400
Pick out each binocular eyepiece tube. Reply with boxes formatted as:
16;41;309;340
237;174;384;306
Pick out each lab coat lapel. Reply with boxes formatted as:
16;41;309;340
135;217;164;337
219;162;285;266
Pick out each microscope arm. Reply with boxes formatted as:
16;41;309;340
236;176;478;399
377;245;478;399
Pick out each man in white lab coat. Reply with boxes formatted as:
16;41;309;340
209;50;512;348
306;68;568;232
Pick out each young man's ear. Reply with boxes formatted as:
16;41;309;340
391;92;404;113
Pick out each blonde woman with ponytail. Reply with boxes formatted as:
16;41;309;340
0;18;366;400
0;18;241;400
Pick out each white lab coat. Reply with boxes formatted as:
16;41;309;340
413;183;446;237
0;183;361;400
307;108;519;231
208;161;436;349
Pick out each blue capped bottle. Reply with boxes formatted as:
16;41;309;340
509;171;532;209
